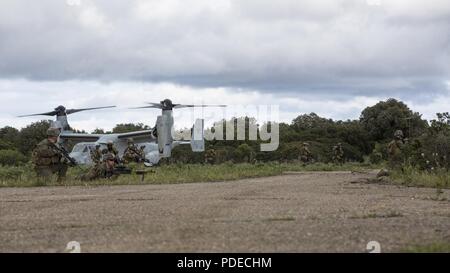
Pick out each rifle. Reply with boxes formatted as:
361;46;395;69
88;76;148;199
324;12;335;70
135;169;155;182
113;165;132;175
128;146;147;163
51;143;78;167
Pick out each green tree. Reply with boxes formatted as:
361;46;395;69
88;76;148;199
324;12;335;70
0;126;20;149
92;128;105;134
291;113;334;131
0;139;15;150
0;149;28;166
429;112;450;136
234;143;254;163
17;120;51;155
360;98;427;141
336;120;372;154
112;123;150;133
279;123;299;143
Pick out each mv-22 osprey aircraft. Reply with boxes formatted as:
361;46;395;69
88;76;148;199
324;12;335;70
19;99;226;166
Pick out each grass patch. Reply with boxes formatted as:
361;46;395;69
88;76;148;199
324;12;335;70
0;162;377;188
403;242;450;253
390;166;450;189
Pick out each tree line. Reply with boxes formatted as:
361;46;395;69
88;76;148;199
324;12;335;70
0;98;448;170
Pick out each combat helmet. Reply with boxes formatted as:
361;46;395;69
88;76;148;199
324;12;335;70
46;127;60;137
394;130;404;139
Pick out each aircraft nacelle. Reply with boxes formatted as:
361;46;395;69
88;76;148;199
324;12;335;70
50;116;70;132
156;111;174;157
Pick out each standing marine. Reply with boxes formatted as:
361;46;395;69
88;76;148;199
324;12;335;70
332;143;345;165
31;128;70;182
387;130;406;170
299;142;313;165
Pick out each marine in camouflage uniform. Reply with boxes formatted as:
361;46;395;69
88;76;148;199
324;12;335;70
388;130;406;170
204;148;216;164
332;143;345;165
299;142;313;165
32;128;69;182
90;144;102;164
102;141;119;163
80;153;119;181
123;138;143;163
102;141;119;156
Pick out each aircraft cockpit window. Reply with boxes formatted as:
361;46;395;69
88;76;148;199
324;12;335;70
72;144;84;153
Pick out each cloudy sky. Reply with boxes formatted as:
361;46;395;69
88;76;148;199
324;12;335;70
0;0;449;131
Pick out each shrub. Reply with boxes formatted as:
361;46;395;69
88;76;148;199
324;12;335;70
0;149;29;166
0;166;25;180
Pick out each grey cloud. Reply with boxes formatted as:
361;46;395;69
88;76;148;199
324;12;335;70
0;0;449;101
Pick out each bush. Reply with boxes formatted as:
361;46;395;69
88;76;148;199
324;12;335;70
234;144;255;163
0;166;26;180
0;139;15;150
369;151;383;165
369;142;388;164
0;149;29;166
391;165;450;189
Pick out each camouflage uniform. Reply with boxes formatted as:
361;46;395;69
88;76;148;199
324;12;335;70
31;128;68;182
388;130;406;170
332;143;345;165
204;149;216;164
90;145;102;164
102;141;119;162
299;143;313;164
123;138;142;163
80;153;118;181
102;141;119;156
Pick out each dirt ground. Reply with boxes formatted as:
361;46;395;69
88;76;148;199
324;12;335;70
0;171;449;253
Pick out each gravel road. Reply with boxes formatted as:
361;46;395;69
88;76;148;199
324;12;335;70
1;171;449;252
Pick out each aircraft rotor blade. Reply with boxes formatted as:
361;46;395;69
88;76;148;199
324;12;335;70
145;102;164;107
17;111;59;118
174;104;227;108
66;106;116;115
18;105;116;117
129;106;162;109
